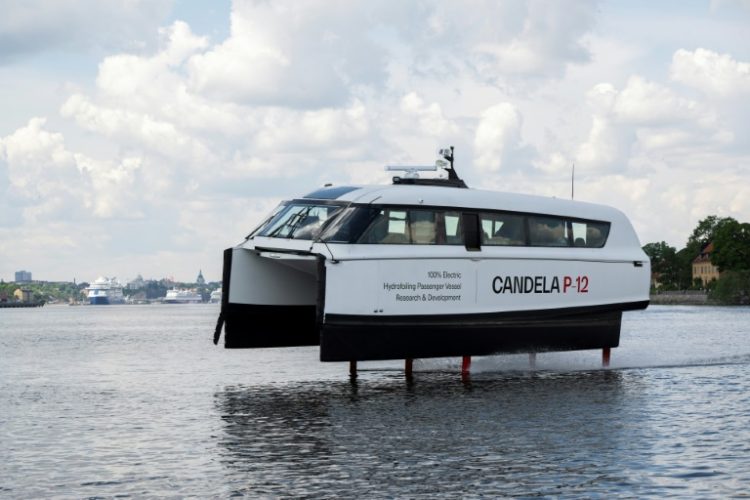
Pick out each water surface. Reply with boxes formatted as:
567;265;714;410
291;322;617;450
1;305;749;497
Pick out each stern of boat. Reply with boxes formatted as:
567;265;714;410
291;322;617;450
218;247;324;348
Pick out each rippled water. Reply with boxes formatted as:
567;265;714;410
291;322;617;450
1;304;749;498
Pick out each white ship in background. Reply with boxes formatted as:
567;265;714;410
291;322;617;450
210;289;222;303
86;277;125;305
163;288;203;304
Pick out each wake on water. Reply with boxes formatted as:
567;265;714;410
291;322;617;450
356;305;750;375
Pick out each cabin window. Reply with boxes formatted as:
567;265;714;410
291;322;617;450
444;212;463;244
527;216;610;248
320;204;610;249
356;209;407;244
350;208;464;245
571;220;610;248
388;210;408;239
258;203;345;240
528;216;572;247
410;210;436;244
480;212;526;246
246;203;287;238
319;207;380;243
356;209;434;244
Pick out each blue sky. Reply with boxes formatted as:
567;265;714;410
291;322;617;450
1;0;749;282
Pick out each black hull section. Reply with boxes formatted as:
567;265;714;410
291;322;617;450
319;302;648;361
224;303;319;348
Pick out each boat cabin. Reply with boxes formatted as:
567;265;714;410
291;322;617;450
214;153;650;365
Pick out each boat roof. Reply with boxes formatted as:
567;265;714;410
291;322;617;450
302;184;625;222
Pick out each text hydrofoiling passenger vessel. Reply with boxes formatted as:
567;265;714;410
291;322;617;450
213;148;650;368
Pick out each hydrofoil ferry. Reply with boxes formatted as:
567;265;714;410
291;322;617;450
213;148;650;368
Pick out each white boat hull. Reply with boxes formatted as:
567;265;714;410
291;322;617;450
218;245;649;360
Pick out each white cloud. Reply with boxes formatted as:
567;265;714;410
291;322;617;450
574;75;724;172
0;117;146;222
575;115;630;171
75;155;143;218
670;48;750;97
471;0;595;78
186;0;388;108
90;22;243;136
473;103;522;173
399;92;459;138
253;100;371;152
61;93;214;165
533;152;569;175
612;76;713;126
2;1;750;281
1;117;78;202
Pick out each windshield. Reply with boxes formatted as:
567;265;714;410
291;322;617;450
257;202;345;240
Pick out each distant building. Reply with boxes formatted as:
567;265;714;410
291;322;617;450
196;269;205;285
650;271;663;290
15;270;32;283
692;242;721;286
128;274;145;290
13;288;33;302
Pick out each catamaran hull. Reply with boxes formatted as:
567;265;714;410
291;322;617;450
222;301;648;360
219;247;649;360
319;304;647;361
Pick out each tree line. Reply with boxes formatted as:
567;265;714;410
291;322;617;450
643;215;750;304
0;281;85;304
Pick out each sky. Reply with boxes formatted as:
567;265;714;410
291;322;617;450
1;0;749;283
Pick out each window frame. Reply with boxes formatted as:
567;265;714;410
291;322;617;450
318;202;611;249
253;199;348;241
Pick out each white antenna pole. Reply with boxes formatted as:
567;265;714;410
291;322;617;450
571;162;575;200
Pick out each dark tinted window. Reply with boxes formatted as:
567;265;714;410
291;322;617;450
321;205;610;248
480;212;526;246
358;209;424;244
323;207;464;245
529;216;571;247
571;220;610;248
319;207;380;243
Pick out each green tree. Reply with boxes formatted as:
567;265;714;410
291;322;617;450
711;219;750;272
144;280;168;299
710;270;750;305
642;241;679;288
675;247;697;289
687;215;735;249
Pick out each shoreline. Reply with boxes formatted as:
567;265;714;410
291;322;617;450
0;301;45;308
649;291;711;306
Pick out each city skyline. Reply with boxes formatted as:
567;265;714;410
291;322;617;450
1;0;749;282
2;269;215;286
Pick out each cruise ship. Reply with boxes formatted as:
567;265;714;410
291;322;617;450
86;277;125;305
163;288;203;304
213;148;650;369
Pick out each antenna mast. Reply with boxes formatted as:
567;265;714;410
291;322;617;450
440;146;457;180
571;162;575;200
386;146;467;188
